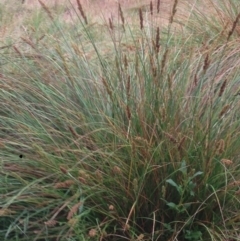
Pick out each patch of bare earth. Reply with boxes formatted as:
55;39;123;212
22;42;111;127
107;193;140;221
0;0;228;42
16;0;179;26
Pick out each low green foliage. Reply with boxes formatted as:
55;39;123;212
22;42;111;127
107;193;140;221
1;0;240;240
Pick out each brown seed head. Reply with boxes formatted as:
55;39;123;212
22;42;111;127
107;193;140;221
215;139;225;155
79;170;89;179
95;169;103;181
227;12;240;40
124;223;130;231
193;73;198;86
139;8;143;30
44;220;57;227
124;55;128;69
13;46;22;56
157;0;161;13
118;3;125;29
38;0;54;20
109;17;114;30
76;0;88;24
150;1;153;15
229;181;240;187
137;234;145;240
169;0;178;24
68;217;78;227
21;37;37;50
178;136;186;151
109;205;114;211
78;176;87;184
133;178;138;193
164;132;177;144
126;75;131;98
218;79;227;97
203;54;210;72
60;166;68;174
126;105;131;121
102;77;113;101
219;105;231;118
112;166;122;175
54;180;75;188
221;159;233;166
160;106;166;121
67;202;82;220
69;126;79;138
0;208;15;216
156;27;160;53
89;228;97;237
161;49;168;73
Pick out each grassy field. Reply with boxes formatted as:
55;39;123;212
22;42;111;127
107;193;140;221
1;0;240;240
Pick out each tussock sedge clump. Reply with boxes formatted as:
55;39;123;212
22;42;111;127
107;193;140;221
1;0;240;240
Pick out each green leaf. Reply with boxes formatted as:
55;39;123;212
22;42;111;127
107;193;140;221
166;179;181;194
192;171;203;179
180;160;187;175
167;202;178;209
166;179;179;189
184;230;202;240
163;223;173;232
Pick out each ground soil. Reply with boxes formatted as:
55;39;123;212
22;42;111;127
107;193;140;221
0;0;222;42
23;0;224;31
20;0;177;25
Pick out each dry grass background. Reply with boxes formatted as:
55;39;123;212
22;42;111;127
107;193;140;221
0;0;175;50
18;0;222;22
19;0;174;19
0;0;226;42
